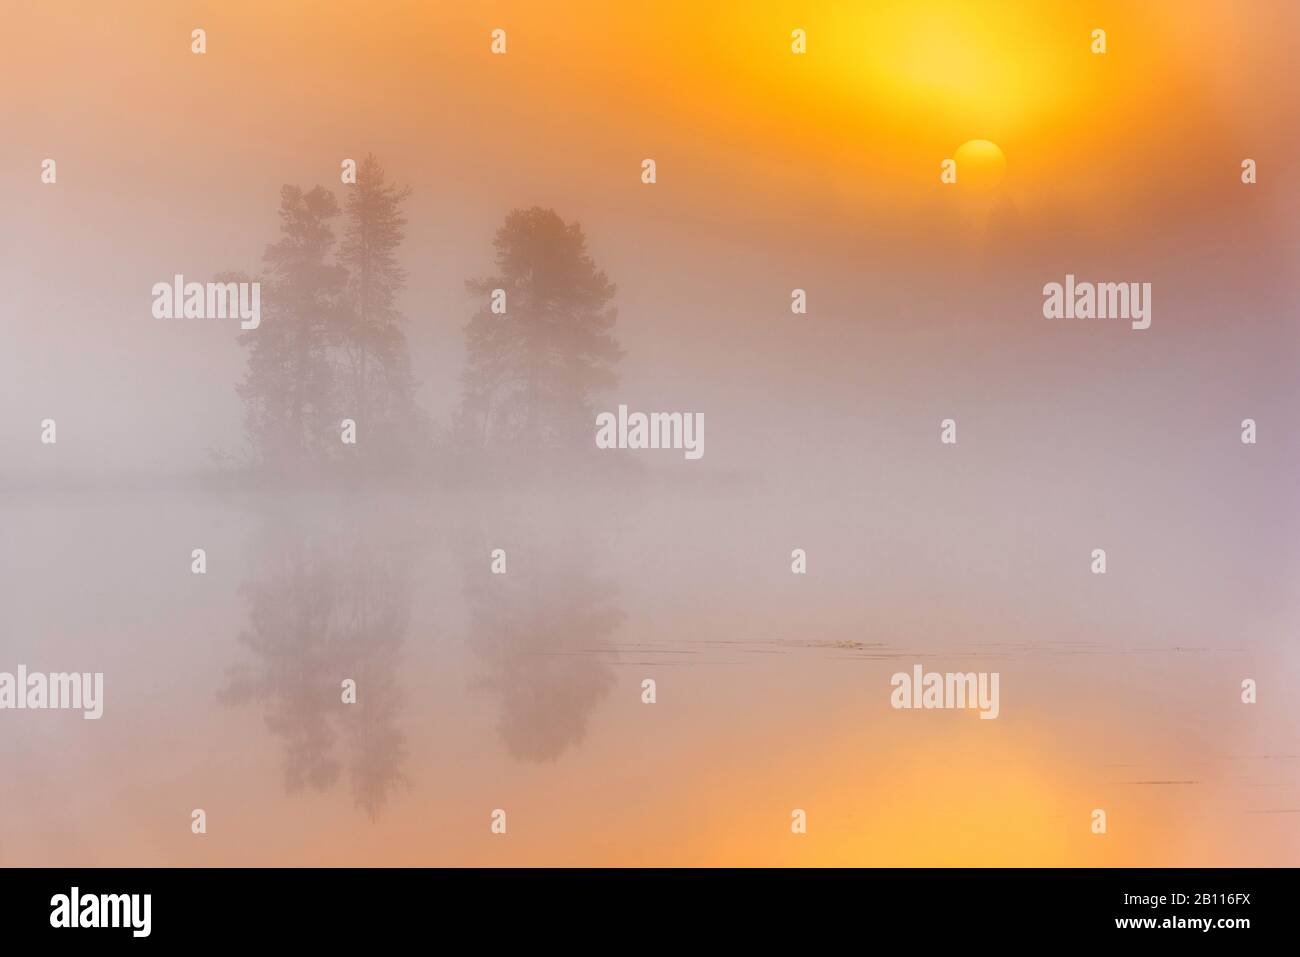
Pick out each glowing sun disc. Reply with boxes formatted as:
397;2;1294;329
954;139;1007;190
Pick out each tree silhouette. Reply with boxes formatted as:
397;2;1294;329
458;207;623;455
237;186;347;472
337;155;421;465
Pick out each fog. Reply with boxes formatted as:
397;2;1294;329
3;1;1299;865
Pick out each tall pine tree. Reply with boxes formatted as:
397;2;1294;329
337;155;419;465
238;185;347;472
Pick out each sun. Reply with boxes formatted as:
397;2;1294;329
954;139;1007;191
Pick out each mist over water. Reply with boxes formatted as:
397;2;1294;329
2;469;1297;865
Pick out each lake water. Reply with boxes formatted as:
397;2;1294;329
2;478;1297;866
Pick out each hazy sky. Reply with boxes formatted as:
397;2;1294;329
5;1;1297;478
